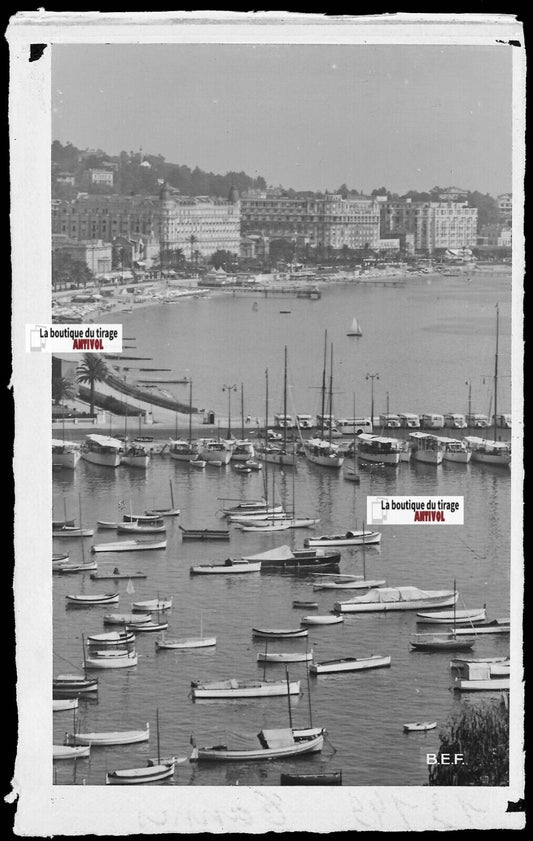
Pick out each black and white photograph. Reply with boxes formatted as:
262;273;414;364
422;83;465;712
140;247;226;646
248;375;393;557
9;11;524;835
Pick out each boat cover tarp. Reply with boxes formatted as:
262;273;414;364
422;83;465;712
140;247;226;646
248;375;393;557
86;434;123;449
261;728;295;749
460;663;492;680
224;730;262;750
242;545;295;562
52;439;81;448
347;586;450;604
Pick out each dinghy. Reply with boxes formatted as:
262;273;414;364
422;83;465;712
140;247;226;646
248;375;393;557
65;592;119;606
281;770;342;785
103;613;152;625
53;744;91;760
53;674;98;696
416;607;486;625
252;627;308;639
190;678;301;699
300;614;344;626
65;722;150;746
190;559;261;575
86;630;135;647
53;698;79;712
305;529;381;547
106;760;176;785
309;654;391;674
91;539;167;553
131;597;173;612
84;649;138;669
257;650;313;663
403;722;437;733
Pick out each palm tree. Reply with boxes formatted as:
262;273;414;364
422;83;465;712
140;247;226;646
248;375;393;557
52;376;76;406
189;235;198;262
76;354;108;417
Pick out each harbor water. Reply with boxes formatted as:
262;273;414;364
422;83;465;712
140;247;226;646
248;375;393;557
52;271;515;786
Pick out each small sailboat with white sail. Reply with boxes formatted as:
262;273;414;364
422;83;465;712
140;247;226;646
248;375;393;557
346;316;362;337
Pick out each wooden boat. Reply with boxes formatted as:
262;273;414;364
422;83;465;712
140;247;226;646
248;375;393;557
103;612;152;625
312;578;386;590
86;630;135;647
451;618;510;635
65;592;119;606
409;432;445;465
80;433;122;467
91;539;167;553
191;678;301;699
228;511;290;523
53;698;79;712
85;648;138;669
156;614;216;649
179;526;231;541
126;619;169;633
156;633;217;650
53;744;91;760
356;434;402;466
90;571;147;580
243;545;341;570
416;607;486;625
190;559;261;575
300;614;344;626
450;656;510;669
52;552;69;564
409;632;476;652
451;659;510;677
52;439;81;470
309;654;391;674
131;597;173;612
304;529;381;547
57;559;98;574
120;444;151;469
452;660;510;691
237;520;291;532
334;586;458;614
190;727;324;762
252;627;308;639
302;335;344;469
346;316;362;337
403;722;437;733
197;438;233;464
281;770;342;785
53;674;98;695
189;458;207;468
106;759;176;785
145;480;181;517
464;436;511;466
257;650;314;663
65;722;150;746
117;521;166;534
53;526;94;538
220;498;283;516
292;600;319;609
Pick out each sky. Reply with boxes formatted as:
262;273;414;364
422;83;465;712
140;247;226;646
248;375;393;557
52;43;514;197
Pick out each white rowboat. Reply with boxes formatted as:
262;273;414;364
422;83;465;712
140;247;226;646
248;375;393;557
66;722;150;746
310;654;391;674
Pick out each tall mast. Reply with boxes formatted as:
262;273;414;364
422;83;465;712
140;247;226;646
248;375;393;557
320;330;327;437
241;383;244;440
328;343;334;444
283;346;288;452
493;304;499;442
188;380;193;444
264;370;269;504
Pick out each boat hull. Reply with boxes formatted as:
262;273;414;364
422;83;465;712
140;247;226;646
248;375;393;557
190;561;261;574
195;734;323;761
106;763;175;784
52;450;81;470
85;652;138;668
309;655;391;674
156;636;217;649
305;531;381;547
191;680;301;699
454;678;510;691
81;451;121;468
252;628;308;639
358;450;401;466
257;650;313;663
66;725;150;746
335;592;457;613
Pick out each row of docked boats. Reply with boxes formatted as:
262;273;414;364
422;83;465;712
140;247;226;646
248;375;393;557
350;431;510;467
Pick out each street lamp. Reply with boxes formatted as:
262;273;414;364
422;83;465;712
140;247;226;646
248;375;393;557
366;373;380;427
222;384;237;438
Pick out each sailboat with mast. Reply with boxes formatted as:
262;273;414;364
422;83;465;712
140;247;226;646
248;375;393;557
168;379;199;461
408;580;477;651
301;332;344;469
343;393;361;482
229;384;255;462
256;347;295;466
346;316;363;337
464;304;511;467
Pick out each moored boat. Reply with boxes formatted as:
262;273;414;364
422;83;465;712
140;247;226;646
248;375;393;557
312;578;386;591
309;654;391;674
53;744;91;760
304;529;381;547
106;759;176;785
53;674;99;695
90;570;147;580
117;520;166;534
65;722;150;746
409;432;445;464
197;438;233;464
300;614;344;626
52;439;81;470
53;526;94;539
91;539;167;553
464;436;511;467
179;526;230;541
257;649;314;663
65;592;119;606
131;597;173;612
190;558;261;574
409;632;476;652
156;634;217;650
190;727;324;762
334;585;458;613
86;630;136;647
403;721;437;733
453;661;510;691
53;698;79;712
80;433;122;467
435;437;471;463
356;434;402;466
84;648;138;669
451;618;510;635
190;678;301;699
120;443;151;469
252;627;308;639
416;607;486;625
103;612;152;625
